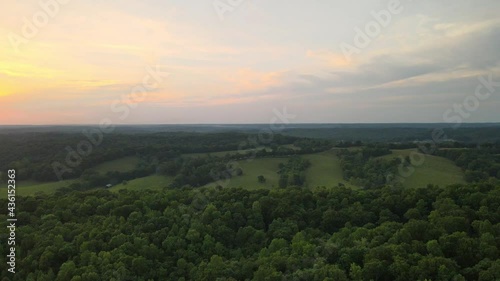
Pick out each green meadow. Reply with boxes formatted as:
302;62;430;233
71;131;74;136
1;179;77;199
205;157;289;190
2;148;468;198
380;149;466;189
303;150;353;188
110;175;174;192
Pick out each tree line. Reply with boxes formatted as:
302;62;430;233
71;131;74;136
0;132;299;183
435;146;500;183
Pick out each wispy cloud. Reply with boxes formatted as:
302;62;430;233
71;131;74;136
1;0;499;124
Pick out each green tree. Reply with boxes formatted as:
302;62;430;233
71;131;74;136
258;175;266;183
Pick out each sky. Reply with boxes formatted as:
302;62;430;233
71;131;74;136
1;0;500;124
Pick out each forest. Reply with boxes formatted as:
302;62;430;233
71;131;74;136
3;0;500;279
0;126;500;280
1;183;500;280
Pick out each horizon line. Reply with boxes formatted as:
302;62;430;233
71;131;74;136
1;122;500;127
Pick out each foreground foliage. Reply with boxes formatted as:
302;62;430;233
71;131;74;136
1;183;500;281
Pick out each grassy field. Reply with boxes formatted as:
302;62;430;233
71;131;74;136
204;150;352;190
110;175;174;192
2;150;346;197
0;174;173;198
2;148;467;198
92;156;141;174
0;179;77;199
381;149;466;188
204;157;290;189
303;150;353;188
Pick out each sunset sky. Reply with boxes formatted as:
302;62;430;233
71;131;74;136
1;0;500;124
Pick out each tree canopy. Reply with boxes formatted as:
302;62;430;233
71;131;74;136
1;182;499;280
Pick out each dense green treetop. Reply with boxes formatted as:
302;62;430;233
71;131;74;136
1;183;499;280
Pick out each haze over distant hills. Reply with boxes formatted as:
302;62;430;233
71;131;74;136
1;123;500;143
